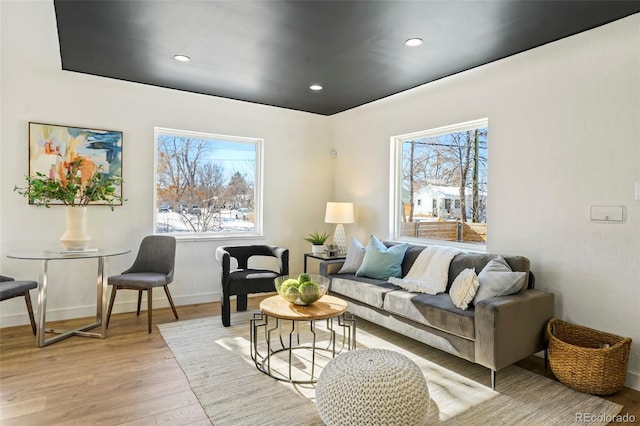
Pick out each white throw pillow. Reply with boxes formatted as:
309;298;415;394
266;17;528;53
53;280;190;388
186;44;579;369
473;257;527;304
338;237;366;274
449;268;479;310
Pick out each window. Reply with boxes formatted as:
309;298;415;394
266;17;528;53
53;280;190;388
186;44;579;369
155;127;262;236
391;119;488;247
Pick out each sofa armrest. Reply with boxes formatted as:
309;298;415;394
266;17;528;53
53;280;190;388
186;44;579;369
319;259;346;277
475;289;554;371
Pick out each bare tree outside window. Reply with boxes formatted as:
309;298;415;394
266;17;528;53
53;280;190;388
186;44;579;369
155;128;261;235
393;119;488;245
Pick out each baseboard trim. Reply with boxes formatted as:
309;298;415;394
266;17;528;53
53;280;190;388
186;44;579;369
0;291;221;328
0;291;277;328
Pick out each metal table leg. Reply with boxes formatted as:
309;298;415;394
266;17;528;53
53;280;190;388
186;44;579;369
36;256;110;347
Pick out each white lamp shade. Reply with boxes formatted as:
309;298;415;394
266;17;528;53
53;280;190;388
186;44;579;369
325;202;354;256
324;202;354;224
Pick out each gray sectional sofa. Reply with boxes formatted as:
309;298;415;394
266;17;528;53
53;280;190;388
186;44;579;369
319;241;554;389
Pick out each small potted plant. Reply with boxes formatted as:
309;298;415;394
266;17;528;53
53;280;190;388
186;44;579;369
304;230;330;255
14;157;124;250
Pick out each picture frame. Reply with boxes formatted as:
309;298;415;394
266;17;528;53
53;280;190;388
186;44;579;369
28;122;123;206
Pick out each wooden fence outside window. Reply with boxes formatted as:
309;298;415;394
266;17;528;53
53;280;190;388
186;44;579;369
400;221;486;244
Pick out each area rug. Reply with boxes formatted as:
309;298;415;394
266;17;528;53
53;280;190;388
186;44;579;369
158;311;622;425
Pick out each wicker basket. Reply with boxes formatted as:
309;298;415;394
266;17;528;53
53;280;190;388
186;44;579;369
547;318;631;395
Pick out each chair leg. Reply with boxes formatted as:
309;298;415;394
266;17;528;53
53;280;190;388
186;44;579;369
137;290;143;316
24;291;36;336
163;285;179;320
237;294;248;311
147;288;153;333
106;286;118;329
222;293;231;327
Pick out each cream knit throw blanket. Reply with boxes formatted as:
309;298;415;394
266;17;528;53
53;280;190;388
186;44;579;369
388;246;461;294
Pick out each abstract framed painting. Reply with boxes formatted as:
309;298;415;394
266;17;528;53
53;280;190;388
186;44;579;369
28;122;123;205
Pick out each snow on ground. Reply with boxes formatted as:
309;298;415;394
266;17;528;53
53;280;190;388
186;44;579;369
156;210;254;233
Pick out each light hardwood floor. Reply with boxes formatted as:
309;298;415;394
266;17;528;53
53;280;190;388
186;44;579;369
1;296;638;425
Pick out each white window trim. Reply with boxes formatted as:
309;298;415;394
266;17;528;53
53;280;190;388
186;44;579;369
153;127;264;239
389;118;488;251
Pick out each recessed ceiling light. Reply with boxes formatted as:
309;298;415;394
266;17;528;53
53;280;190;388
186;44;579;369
173;54;191;62
310;84;323;91
404;38;423;47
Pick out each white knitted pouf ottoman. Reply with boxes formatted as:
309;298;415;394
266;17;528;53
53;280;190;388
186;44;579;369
316;348;429;426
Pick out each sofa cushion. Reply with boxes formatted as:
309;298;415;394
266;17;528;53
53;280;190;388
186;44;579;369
355;235;408;279
330;275;399;309
401;244;428;278
383;290;476;340
338;236;366;274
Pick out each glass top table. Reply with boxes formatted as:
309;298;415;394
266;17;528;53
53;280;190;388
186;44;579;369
6;247;131;347
6;247;130;260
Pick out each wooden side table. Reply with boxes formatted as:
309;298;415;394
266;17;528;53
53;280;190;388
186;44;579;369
250;295;356;384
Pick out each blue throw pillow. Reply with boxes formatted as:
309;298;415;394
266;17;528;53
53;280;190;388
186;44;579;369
355;235;408;279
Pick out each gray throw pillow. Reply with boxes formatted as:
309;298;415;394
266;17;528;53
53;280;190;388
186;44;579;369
338;237;366;274
473;256;526;304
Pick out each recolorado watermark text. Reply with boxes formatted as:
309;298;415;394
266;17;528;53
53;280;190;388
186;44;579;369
576;412;635;423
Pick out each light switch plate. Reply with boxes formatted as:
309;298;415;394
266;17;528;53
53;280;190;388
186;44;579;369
590;206;624;222
636;182;640;201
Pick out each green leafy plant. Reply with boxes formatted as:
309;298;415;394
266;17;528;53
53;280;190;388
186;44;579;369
14;158;124;210
304;230;330;245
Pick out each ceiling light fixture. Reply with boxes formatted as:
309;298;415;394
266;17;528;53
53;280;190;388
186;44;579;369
404;38;423;47
173;54;191;62
310;84;323;91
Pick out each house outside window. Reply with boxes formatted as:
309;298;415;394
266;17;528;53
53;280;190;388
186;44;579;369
155;127;262;236
391;118;488;247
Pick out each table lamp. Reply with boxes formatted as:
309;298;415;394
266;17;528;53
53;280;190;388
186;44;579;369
324;202;354;256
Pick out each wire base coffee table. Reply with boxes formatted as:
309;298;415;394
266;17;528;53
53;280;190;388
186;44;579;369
250;295;356;384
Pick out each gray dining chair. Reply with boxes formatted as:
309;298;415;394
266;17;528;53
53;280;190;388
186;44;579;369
0;275;37;335
106;235;178;333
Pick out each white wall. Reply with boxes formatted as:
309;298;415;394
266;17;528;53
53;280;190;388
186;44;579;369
0;2;333;324
330;15;640;389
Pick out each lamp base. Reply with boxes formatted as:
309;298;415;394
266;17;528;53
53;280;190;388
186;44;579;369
333;224;347;256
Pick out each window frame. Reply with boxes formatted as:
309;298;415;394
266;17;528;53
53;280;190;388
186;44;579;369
154;127;264;240
389;118;488;251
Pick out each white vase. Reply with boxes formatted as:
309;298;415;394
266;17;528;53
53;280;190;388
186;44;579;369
59;206;91;250
311;244;325;255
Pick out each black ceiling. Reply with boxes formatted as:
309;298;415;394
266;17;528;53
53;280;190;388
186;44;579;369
54;1;639;116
